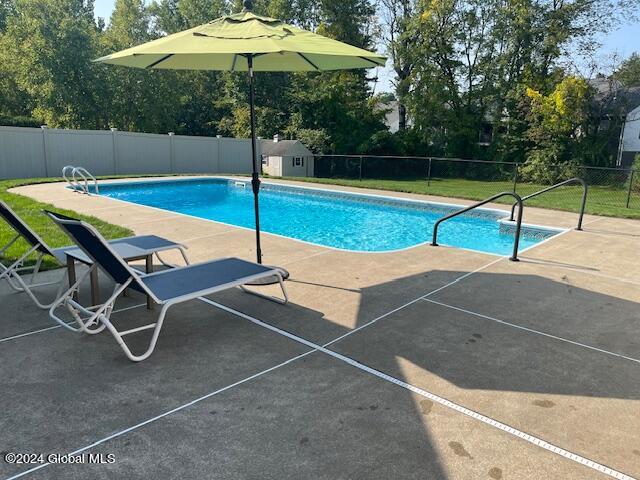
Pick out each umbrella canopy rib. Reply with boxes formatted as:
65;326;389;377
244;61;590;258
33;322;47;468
146;54;174;69
359;56;385;67
297;53;320;71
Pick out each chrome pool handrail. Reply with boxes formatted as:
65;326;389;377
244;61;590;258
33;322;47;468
62;165;77;189
509;178;587;231
431;191;524;262
62;166;99;194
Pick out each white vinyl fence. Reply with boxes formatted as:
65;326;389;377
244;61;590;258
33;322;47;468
0;126;258;179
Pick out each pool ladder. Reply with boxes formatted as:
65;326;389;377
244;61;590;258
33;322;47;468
431;192;524;262
508;178;587;231
431;178;588;261
62;166;99;195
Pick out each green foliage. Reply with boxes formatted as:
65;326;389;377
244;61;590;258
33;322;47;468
0;0;383;152
517;77;591;183
0;114;40;127
0;0;15;31
1;0;103;127
519;150;580;184
632;155;640;193
614;53;640;88
100;0;184;132
149;0;227;32
380;0;639;165
291;128;331;153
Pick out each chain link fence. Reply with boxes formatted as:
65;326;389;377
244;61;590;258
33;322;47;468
312;155;640;216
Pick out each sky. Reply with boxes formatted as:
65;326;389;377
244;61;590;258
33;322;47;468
93;0;639;93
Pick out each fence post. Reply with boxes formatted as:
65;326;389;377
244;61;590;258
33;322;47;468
216;135;222;173
427;158;432;186
168;132;175;173
110;128;118;175
40;125;49;177
626;169;635;209
358;155;363;181
512;163;519;192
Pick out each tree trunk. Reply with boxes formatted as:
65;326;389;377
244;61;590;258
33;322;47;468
398;102;407;131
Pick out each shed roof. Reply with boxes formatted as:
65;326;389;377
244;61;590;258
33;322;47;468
261;139;311;156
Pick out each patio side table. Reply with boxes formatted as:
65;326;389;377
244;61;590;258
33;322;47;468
65;243;156;310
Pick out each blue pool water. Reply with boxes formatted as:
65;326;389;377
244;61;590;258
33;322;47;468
92;178;560;255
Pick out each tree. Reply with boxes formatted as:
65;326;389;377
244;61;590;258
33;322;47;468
379;0;640;162
1;0;104;127
150;0;227;33
519;76;591;182
380;0;417;131
280;0;385;153
0;0;28;121
0;0;388;155
614;53;640;87
101;0;182;132
212;0;385;152
0;0;15;31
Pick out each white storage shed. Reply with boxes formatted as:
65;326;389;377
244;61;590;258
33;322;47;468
261;136;314;177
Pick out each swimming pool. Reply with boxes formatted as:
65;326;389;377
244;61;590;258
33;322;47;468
91;178;562;255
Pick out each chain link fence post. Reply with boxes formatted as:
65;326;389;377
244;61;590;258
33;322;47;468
427;158;432;187
359;155;363;181
512;163;519;193
626;169;635;209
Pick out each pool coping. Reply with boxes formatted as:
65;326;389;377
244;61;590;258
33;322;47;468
78;175;569;258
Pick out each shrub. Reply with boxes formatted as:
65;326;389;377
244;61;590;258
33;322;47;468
519;148;580;184
632;154;640;193
0;114;40;127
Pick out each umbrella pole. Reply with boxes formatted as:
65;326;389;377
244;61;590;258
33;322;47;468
247;54;262;264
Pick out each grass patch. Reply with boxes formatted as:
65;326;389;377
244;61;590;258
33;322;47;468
0;178;134;270
275;176;640;220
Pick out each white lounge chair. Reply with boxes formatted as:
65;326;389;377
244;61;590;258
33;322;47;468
0;200;189;309
46;210;288;362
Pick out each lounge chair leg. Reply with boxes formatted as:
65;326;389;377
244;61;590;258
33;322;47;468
239;273;288;305
154;246;191;268
100;302;169;362
0;246;39;288
30;253;44;285
50;270;128;334
49;266;95;332
0;234;20;256
6;252;45;292
1;246;71;309
90;266;100;306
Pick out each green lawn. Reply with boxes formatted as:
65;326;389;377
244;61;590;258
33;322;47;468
277;176;640;220
0;178;133;270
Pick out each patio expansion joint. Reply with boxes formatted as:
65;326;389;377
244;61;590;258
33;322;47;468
420;297;640;365
521;258;640;288
178;229;241;244
581;217;607;228
580;229;640;241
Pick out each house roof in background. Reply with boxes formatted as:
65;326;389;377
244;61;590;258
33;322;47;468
588;78;640;115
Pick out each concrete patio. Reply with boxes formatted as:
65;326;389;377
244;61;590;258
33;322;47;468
1;178;639;479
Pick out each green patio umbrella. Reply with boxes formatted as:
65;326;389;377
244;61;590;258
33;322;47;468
96;0;386;265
